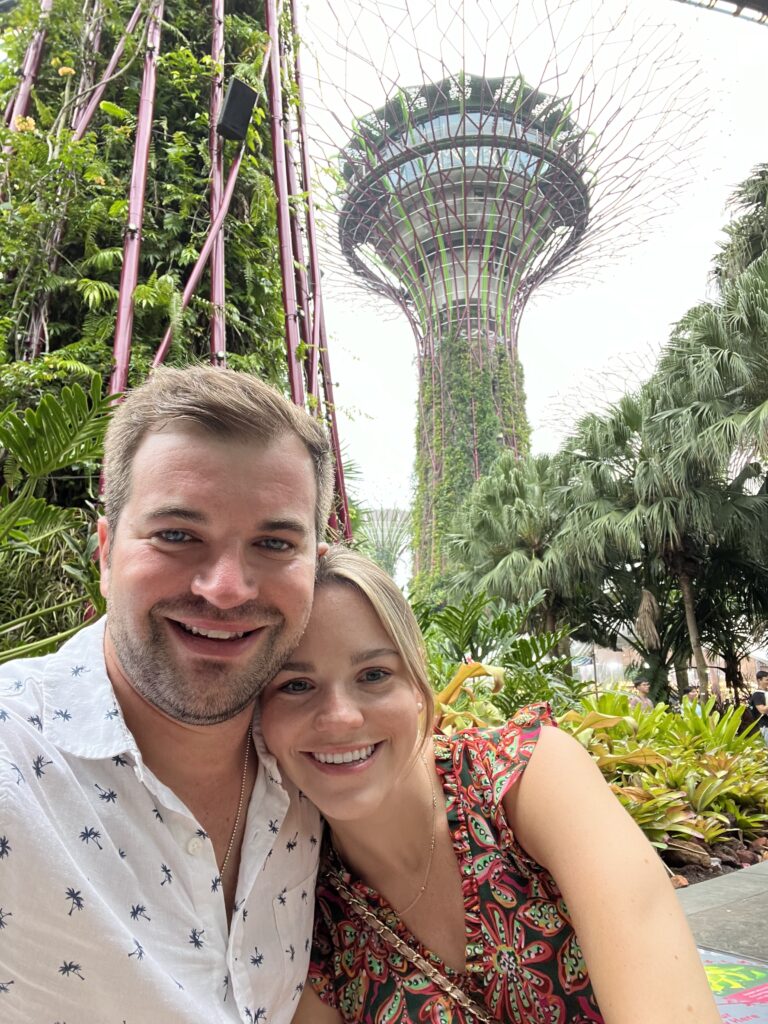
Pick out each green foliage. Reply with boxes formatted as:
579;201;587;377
560;694;768;850
0;378;112;660
418;590;589;727
0;0;286;381
411;330;529;602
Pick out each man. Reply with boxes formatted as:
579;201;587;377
0;367;332;1022
627;676;653;712
749;671;768;746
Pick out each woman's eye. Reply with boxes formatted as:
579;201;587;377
360;669;390;684
157;529;192;543
280;678;311;694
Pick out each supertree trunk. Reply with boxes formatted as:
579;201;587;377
299;0;705;596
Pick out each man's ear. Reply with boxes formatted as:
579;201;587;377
317;541;330;559
96;517;111;599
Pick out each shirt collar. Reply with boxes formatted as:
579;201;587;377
41;617;139;761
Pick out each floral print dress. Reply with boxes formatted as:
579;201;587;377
308;704;605;1023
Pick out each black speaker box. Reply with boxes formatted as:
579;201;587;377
217;78;258;141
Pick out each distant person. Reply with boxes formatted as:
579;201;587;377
749;672;768;746
628;676;654;712
259;547;720;1024
682;684;702;715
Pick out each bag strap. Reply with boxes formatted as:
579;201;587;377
328;874;494;1024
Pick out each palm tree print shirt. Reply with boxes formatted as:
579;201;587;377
0;618;320;1023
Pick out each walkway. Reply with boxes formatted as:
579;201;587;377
677;860;768;1022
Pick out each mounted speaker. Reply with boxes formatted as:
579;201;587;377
217;79;258;141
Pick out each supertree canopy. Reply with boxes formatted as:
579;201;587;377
303;0;705;596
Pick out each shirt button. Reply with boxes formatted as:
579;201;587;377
187;836;204;855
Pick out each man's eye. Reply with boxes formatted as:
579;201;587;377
258;538;292;552
157;529;192;543
280;678;311;694
360;669;389;684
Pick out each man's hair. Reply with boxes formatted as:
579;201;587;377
103;366;334;539
684;685;699;694
633;677;650;687
757;670;768;681
314;546;434;740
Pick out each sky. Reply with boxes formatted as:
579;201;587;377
298;0;768;511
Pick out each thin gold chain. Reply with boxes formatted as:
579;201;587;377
395;754;438;915
219;733;250;877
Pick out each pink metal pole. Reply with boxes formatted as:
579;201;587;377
264;0;305;405
152;145;246;368
282;125;314;398
4;0;54;129
72;3;144;142
287;0;351;537
208;0;226;363
110;0;164;397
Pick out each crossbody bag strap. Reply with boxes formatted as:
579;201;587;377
328;875;494;1024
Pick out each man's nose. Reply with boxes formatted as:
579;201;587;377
190;548;258;610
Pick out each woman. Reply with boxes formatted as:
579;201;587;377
259;547;719;1023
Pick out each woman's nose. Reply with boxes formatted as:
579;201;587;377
313;687;365;732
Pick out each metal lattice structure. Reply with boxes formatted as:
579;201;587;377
301;0;706;588
1;0;351;537
670;0;768;23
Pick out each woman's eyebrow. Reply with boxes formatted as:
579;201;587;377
279;659;315;673
350;648;399;666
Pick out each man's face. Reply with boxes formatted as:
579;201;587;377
98;427;326;725
637;680;651;696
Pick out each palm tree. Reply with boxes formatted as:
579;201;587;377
713;164;768;291
355;507;411;578
557;384;768;694
448;453;583;630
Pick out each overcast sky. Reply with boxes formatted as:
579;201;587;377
299;1;768;510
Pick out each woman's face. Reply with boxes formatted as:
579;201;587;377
259;584;423;823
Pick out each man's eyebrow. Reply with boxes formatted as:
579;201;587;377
261;517;310;537
350;647;400;666
145;506;207;523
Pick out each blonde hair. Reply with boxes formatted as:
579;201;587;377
103;366;334;540
315;546;434;736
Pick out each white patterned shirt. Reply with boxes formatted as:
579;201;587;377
0;618;320;1023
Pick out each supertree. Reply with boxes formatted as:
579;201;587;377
301;0;706;597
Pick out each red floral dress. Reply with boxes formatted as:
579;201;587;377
308;704;605;1023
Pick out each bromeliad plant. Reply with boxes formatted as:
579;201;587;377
558;693;768;855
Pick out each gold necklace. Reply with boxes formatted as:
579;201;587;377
219;733;251;877
395;754;438;916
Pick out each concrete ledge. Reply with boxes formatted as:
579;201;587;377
677;860;768;961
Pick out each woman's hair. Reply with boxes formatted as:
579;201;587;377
315;546;434;737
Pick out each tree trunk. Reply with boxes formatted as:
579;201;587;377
674;657;690;700
677;570;709;695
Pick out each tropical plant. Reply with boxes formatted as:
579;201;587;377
557;382;768;694
713;163;768;290
0;377;113;660
448;452;591;636
356;506;411;577
419;590;590;732
0;0;286;378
